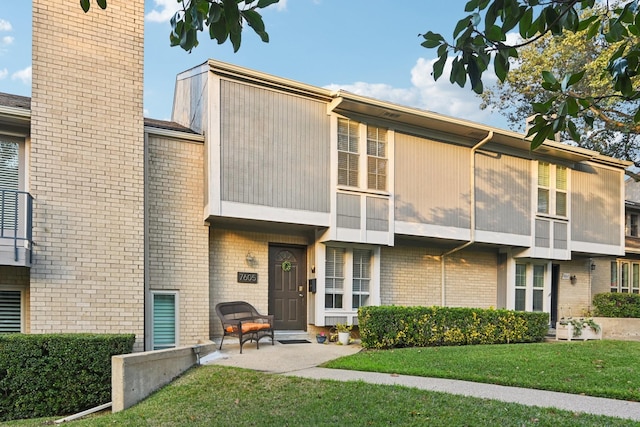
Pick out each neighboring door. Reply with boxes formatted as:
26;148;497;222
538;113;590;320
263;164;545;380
269;245;307;330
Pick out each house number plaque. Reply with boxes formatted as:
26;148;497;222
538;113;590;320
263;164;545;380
237;272;258;283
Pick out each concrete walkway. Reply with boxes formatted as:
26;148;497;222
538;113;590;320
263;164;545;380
205;338;640;422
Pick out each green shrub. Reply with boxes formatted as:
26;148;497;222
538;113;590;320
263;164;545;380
0;333;134;422
593;292;640;318
358;306;548;349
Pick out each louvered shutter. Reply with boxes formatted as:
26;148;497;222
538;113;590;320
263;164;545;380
153;293;176;350
0;141;19;229
0;291;21;333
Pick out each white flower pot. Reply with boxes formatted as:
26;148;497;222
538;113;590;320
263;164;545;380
556;322;602;341
338;331;350;345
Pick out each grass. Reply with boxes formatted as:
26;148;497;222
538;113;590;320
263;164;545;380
324;340;640;401
5;340;640;426
4;365;638;427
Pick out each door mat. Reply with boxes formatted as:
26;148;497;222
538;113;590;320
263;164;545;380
277;339;311;344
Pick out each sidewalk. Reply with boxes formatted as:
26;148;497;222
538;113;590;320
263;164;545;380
206;339;640;422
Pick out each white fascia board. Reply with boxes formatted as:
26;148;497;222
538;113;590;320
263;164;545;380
572;241;625;256
474;230;531;247
218;201;331;226
394;221;471;241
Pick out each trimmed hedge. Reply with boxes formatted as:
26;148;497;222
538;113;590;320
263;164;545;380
0;333;135;422
593;292;640;318
358;306;549;349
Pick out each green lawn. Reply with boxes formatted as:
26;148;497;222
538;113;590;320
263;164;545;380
5;341;640;426
324;340;640;401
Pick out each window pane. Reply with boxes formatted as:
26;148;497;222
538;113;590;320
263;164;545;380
533;289;543;312
633;215;639;236
0;290;21;333
537;189;549;214
153;293;176;350
533;265;544;288
515;264;526;287
538;162;550;187
515;289;526;311
622;263;629;292
0;141;19;230
634;264;640;291
611;261;618;292
556;166;567;190
556;191;567;216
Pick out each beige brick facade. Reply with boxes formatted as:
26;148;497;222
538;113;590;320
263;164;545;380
147;134;209;347
380;246;497;308
555;258;594;318
30;1;145;349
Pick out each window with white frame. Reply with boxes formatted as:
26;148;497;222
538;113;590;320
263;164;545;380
325;247;345;309
0;140;19;230
0;290;21;333
514;263;547;312
537;162;567;217
325;246;373;310
352;249;371;308
338;118;359;187
611;261;640;293
152;291;178;350
366;126;387;191
626;213;639;237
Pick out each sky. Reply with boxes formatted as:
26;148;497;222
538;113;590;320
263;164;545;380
0;0;511;130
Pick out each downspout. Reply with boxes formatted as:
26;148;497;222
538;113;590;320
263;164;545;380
440;131;494;306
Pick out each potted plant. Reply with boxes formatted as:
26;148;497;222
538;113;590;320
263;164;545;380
316;331;326;344
556;317;602;341
335;323;352;345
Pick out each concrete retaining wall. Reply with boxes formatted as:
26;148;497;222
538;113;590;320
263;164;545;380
112;342;218;412
593;317;640;341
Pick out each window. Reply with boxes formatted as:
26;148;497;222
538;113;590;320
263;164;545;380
352;249;371;309
514;263;547;312
338;118;359;187
325;247;345;309
0;140;19;230
537;162;567;217
626;214;639;237
152;292;178;350
367;126;387;191
0;290;21;333
325;246;373;310
611;261;640;294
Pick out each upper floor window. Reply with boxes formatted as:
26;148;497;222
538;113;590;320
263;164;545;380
338;118;359;187
627;213;639;237
367;127;387;191
537;162;567;217
1;140;20;230
337;118;388;191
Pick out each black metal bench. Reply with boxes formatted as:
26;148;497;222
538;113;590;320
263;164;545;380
215;301;274;353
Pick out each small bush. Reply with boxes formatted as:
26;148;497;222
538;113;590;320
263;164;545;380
0;333;134;421
593;292;640;318
358;306;548;349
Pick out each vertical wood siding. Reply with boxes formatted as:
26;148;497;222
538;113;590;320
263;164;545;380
395;133;470;228
366;197;389;231
475;152;531;235
571;164;621;246
337;193;360;229
220;81;330;212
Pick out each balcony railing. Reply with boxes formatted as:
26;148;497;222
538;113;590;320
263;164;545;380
0;189;33;264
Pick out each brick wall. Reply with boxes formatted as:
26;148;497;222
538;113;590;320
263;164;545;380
30;1;145;349
147;134;209;347
380;246;497;308
209;229;310;336
557;257;607;318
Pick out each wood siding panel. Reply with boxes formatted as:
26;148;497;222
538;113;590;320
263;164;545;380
572;164;621;246
475;152;531;235
220;81;330;212
395;133;470;228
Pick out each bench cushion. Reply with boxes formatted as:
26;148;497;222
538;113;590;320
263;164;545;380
226;322;272;334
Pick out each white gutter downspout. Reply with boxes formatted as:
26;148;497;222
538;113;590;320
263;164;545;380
440;131;494;306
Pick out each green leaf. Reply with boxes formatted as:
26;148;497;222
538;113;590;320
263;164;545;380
432;53;448;81
242;10;269;42
566;70;585;88
532;102;549;114
96;0;107;9
494;53;508;82
210;16;229;45
208;3;223;24
530;125;552;150
567;120;580;142
223;0;241;30
566;97;580;115
465;0;479;12
541;71;558;85
519;7;533;38
257;0;280;8
468;57;484;94
421;31;445;48
634;107;640;123
80;0;90;13
453;17;472;38
230;28;242;52
486;25;504;41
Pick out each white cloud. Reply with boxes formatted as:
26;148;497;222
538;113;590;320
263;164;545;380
324;57;503;128
0;19;12;32
146;0;287;22
11;66;31;85
145;0;182;23
1;36;14;46
0;68;7;80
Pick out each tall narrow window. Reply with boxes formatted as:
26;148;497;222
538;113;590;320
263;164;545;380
367;126;387;191
325;247;345;309
533;265;545;312
152;292;177;350
633;264;640;294
621;262;630;293
352;249;371;309
0;140;19;230
515;264;526;311
611;261;618;292
555;166;567;216
537;162;550;214
0;290;21;333
537;162;568;217
337;118;359;187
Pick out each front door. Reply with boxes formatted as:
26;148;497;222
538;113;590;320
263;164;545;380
268;245;307;330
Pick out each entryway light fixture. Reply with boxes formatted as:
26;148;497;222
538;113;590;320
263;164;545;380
245;252;256;267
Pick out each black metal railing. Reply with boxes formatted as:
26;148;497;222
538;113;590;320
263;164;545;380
0;189;33;263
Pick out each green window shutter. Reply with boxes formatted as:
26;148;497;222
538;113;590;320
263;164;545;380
0;291;21;333
153;293;176;350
